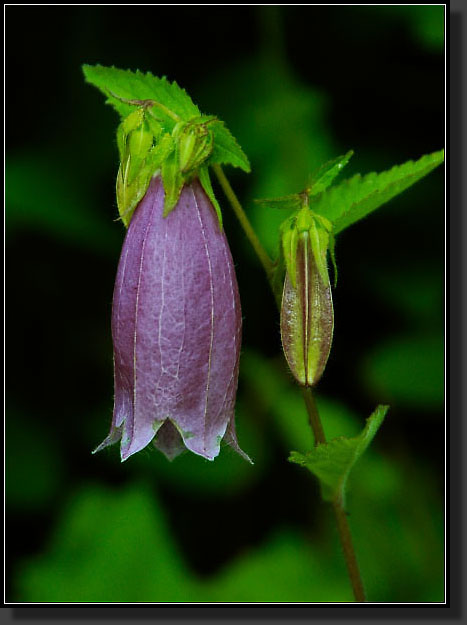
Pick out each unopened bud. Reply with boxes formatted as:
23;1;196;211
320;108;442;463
280;208;334;387
178;121;214;174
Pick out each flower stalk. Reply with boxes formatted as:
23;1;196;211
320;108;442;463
216;170;367;602
213;164;274;284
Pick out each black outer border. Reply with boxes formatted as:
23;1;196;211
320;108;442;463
4;1;462;622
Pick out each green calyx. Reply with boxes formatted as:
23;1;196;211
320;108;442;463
256;151;354;288
116;103;218;225
83;65;251;228
281;200;334;290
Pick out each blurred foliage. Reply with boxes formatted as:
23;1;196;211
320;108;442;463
6;5;444;604
381;6;445;50
362;335;444;410
6;152;120;255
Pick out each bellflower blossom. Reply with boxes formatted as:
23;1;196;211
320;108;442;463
95;176;250;462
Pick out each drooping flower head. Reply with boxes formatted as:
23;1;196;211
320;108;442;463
83;66;252;462
96;176;249;462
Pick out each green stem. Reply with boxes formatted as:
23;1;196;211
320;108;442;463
302;387;366;602
332;497;367;602
301;387;326;444
217;168;366;602
212;164;275;283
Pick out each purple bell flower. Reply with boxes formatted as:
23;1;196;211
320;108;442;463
95;175;250;463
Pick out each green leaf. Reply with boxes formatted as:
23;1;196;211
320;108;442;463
83;64;250;196
289;404;389;503
308;150;354;197
253;149;352;210
312;150;444;234
82;64;200;130
209;119;251;172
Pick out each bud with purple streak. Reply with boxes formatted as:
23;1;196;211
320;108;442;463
280;204;334;388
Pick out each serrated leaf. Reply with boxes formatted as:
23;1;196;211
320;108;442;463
83;65;250;176
308;150;354;197
209;120;251;172
289;405;389;503
82;64;200;130
312;150;444;234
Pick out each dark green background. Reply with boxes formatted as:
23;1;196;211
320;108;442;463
6;5;444;603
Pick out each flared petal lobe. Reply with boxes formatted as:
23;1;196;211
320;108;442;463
96;176;250;462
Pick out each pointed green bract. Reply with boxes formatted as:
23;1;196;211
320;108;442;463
161;147;184;217
280;204;332;289
289;405;389;503
308;150;354;197
198;166;223;229
116;108;175;226
313;150;444;234
176;118;214;174
116;112;155;226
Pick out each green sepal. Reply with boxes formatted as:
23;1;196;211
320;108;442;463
198;166;223;230
289;404;389;504
280;205;332;289
161;147;184;217
308;218;331;287
115;106;177;227
280;217;298;288
177;119;214;174
116;111;157;226
117;109;145;160
328;233;338;287
145;133;175;171
117;164;151;227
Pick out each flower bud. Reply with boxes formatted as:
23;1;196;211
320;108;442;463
178;121;213;174
280;209;334;387
95;175;250;463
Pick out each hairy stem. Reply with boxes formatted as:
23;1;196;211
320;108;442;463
302;387;366;602
212;164;274;283
332;496;366;602
301;387;326;444
217;168;367;602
